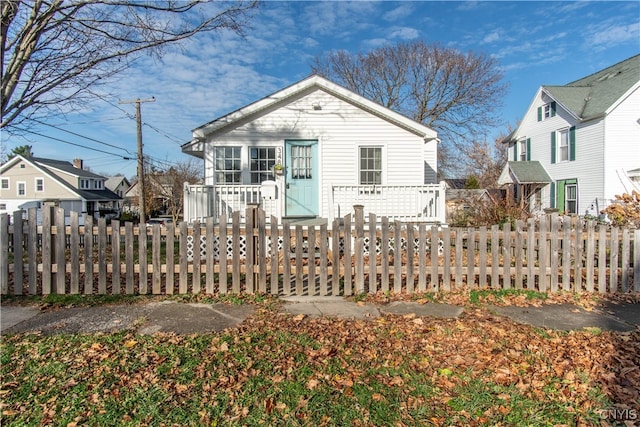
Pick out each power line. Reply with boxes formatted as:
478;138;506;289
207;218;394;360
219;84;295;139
32;119;134;155
13;127;135;160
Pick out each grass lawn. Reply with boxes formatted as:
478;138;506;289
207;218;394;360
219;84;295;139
1;293;638;426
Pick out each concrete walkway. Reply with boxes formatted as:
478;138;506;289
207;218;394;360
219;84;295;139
1;297;638;335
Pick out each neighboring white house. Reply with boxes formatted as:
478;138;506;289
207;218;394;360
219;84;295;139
0;156;121;223
182;74;445;224
105;175;131;213
501;54;640;216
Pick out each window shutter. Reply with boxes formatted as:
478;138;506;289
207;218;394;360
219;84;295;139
513;142;518;161
569;126;576;161
537;106;542;122
551;101;556;117
557;180;566;212
550;182;556;208
550;131;556;164
526;138;531;161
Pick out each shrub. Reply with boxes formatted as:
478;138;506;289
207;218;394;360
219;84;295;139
600;191;640;228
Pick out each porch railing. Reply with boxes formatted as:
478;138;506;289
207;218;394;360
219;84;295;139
330;183;446;223
184;182;446;224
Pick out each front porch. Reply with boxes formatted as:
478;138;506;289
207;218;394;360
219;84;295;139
183;182;447;225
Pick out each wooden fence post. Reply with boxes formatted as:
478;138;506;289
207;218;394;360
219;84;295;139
84;216;93;295
0;214;8;294
55;207;66;294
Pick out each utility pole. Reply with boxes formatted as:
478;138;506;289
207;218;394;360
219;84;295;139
119;97;155;223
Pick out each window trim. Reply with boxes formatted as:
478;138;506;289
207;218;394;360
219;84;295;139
17;181;26;196
249;146;276;184
214;146;242;185
80;179;90;189
565;183;578;214
359;146;383;185
1;178;9;190
35;177;44;192
538;101;556;121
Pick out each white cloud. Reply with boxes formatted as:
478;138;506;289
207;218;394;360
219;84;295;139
383;4;414;22
482;31;500;44
388;27;420;40
589;22;640;49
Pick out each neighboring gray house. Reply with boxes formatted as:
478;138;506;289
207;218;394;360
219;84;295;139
502;54;640;216
182;74;445;224
105;175;131;213
0;156;121;223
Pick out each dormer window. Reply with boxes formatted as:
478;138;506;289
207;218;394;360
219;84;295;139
80;179;90;189
537;101;556;121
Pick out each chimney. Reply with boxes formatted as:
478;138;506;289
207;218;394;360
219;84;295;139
73;159;83;169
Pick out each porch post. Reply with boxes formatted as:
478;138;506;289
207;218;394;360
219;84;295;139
438;181;447;224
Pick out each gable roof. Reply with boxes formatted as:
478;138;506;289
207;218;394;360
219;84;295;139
498;161;552;186
542;54;640;120
105;175;130;191
184;74;437;152
1;155;120;202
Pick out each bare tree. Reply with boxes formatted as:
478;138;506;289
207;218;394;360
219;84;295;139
312;41;508;177
463;134;510;188
1;0;258;130
146;159;202;223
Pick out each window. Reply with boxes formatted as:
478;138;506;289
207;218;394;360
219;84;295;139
291;145;312;179
359;147;382;185
17;181;26;196
518;139;527;161
250;147;276;184
565;184;577;214
1;178;8;189
551;126;575;164
558;129;569;162
80;179;90;189
537;101;556;121
35;178;44;192
93;180;103;189
214;147;241;184
0;204;6;210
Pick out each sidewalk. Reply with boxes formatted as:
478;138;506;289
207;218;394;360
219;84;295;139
1;297;638;335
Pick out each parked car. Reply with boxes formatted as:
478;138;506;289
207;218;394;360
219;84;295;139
146;218;173;227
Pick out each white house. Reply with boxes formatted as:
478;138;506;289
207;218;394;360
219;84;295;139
0;156;121;223
501;54;640;216
182;74;445;224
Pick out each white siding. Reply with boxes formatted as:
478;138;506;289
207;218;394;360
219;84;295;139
202;88;432;218
603;86;640;206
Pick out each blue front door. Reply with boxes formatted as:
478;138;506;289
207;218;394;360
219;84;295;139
285;140;319;216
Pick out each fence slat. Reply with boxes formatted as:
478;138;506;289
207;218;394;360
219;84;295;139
622;228;630;292
245;211;254;294
70;212;79;294
282;223;291;295
502;223;511;290
152;224;162;295
320;223;328;296
0;214;8;294
574;218;583;292
562;218;571;291
455;228;463;288
369;213;377;293
166;222;175;295
418;224;426;292
270;216;279;295
549;217;558;292
598;225;607;293
12;210;23;295
84;216;93;295
406;224;414;294
139;220;148;294
526;218;535;290
479;226;487;289
491;225;499;289
258;210;267;293
295;225;304;296
55;208;66;294
467;228;475;288
538;217;547;292
331;218;340;295
125;222;134;294
192;221;201;294
515;221;524;290
443;227;451;291
28;208;37;295
232;211;241;293
308;225;317;296
219;214;228;294
344;215;352;296
179;221;188;294
380;217;389;293
206;217;215;294
112;220;121;295
585;221;595;292
393;220;402;293
430;225;439;291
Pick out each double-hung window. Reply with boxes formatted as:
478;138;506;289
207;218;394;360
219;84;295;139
551;127;575;163
537;101;556;121
214;147;241;184
35;178;44;192
1;178;8;190
518;139;528;161
17;181;26;196
565;183;577;214
250;147;276;184
359;147;382;185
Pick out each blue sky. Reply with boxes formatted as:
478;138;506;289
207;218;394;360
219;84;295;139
4;0;639;179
